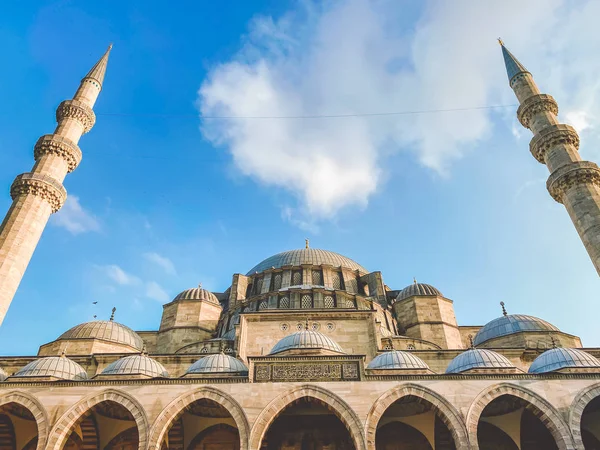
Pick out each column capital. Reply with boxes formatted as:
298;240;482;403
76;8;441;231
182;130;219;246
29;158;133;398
56;99;96;133
10;172;67;213
34;134;82;172
529;124;579;164
547;161;600;203
517;94;558;129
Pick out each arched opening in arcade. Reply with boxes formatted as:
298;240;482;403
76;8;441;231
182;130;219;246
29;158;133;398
260;397;355;450
374;395;456;450
160;398;240;450
476;394;558;450
581;395;600;449
0;402;39;450
62;400;139;450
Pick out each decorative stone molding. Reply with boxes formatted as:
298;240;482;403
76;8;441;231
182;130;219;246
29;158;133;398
364;384;469;450
529;124;579;164
147;387;249;450
509;71;531;88
547;161;600;203
56;99;96;133
0;391;48;450
569;382;600;449
33;134;82;172
46;388;149;450
466;383;575;450
517;94;558;129
10;172;67;213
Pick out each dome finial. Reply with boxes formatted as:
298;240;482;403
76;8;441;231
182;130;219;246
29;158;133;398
550;336;557;349
468;334;474;349
305;238;309;249
60;345;68;357
110;307;116;321
413;277;417;284
305;318;310;331
141;344;148;356
500;301;507;316
198;282;202;289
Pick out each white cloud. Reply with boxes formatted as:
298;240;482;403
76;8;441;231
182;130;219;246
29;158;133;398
99;265;141;286
199;0;600;223
146;281;170;302
52;195;100;234
143;252;176;275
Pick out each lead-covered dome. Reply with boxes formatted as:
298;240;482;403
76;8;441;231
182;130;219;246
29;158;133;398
59;320;144;350
173;286;220;305
14;355;88;380
396;282;442;302
270;330;345;355
247;248;367;275
473;314;559;346
529;348;600;373
187;354;248;374
367;351;429;370
101;354;169;378
446;349;515;373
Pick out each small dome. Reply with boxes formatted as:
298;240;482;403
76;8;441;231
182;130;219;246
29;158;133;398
187;354;248;374
59;320;144;350
270;330;344;355
14;356;87;380
367;351;429;370
247;248;367;275
396;282;442;302
101;354;169;378
474;314;560;346
173;286;220;305
529;348;600;374
446;349;515;373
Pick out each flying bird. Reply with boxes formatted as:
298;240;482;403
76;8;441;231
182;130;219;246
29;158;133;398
92;302;98;304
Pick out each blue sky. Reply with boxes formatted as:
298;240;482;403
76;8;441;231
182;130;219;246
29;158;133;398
0;0;599;355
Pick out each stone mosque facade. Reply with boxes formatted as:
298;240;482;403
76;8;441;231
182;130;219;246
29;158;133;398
0;42;600;450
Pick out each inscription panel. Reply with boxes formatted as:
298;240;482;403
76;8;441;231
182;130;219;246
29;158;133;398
254;361;360;382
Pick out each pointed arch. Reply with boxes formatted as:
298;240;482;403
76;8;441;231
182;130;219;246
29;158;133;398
45;388;148;450
466;383;575;450
364;383;469;450
570;382;600;449
249;384;366;450
147;386;249;450
0;391;48;450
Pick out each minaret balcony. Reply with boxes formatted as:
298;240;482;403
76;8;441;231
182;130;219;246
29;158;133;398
529;124;580;164
547;161;600;203
56;99;96;133
10;172;67;213
517;93;558;129
34;134;82;172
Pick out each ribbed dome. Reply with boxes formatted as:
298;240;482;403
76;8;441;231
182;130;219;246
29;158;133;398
473;314;560;346
367;351;429;370
14;356;88;380
173;286;220;305
0;367;6;382
396;283;442;302
101;354;169;378
59;320;144;350
187;354;248;374
529;348;600;374
269;330;345;355
247;248;367;275
446;349;515;373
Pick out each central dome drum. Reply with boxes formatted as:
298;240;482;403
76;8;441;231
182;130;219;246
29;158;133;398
247;248;367;275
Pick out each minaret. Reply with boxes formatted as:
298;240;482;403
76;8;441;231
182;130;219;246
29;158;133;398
0;45;112;325
500;40;600;275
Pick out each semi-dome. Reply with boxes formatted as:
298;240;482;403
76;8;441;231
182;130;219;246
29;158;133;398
173;285;220;305
187;354;248;374
14;355;88;380
529;348;600;374
101;354;169;378
246;248;367;275
473;314;560;346
367;350;429;370
396;282;442;302
59;320;144;350
446;348;515;373
269;330;345;355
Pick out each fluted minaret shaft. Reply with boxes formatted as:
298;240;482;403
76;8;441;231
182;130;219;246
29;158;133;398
0;45;112;325
501;42;600;275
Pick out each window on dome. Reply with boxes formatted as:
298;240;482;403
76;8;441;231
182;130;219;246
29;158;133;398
279;296;290;309
312;269;323;285
344;298;355;309
271;273;282;290
292;271;302;285
259;300;268;310
301;294;313;309
254;277;263;295
332;272;344;290
324;295;335;308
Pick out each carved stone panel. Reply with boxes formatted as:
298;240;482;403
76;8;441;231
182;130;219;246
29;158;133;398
253;361;360;382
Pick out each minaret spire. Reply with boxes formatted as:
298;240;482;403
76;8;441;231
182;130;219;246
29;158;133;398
501;41;600;275
0;45;112;326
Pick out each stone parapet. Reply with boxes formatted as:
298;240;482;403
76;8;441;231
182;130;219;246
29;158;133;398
33;134;82;172
529;123;579;164
517;93;558;129
56;99;96;133
546;161;600;203
10;172;67;213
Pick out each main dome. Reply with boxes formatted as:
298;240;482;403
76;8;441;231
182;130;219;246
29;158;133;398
473;314;560;346
246;248;367;275
59;320;144;351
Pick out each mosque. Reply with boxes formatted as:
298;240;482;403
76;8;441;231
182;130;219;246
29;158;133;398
0;41;599;450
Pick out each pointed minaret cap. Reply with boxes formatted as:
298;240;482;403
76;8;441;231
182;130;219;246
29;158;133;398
82;44;113;88
498;38;529;84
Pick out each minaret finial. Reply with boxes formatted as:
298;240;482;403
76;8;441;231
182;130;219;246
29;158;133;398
305;238;309;249
110;307;116;321
497;37;504;46
500;301;507;316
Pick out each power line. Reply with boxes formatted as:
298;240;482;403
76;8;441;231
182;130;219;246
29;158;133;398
96;104;517;120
